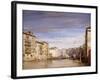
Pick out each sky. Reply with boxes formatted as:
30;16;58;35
23;10;91;49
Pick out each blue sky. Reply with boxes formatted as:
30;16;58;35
23;10;90;49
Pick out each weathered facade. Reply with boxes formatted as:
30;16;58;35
23;31;36;61
23;31;49;61
41;41;49;60
35;41;49;60
85;27;91;65
81;26;91;65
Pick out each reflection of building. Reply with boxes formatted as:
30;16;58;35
23;31;49;61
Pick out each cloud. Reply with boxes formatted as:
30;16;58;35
40;35;85;49
23;10;90;49
23;10;90;33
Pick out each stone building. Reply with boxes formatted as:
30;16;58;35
85;27;91;65
23;31;36;61
42;41;49;60
23;31;49;61
86;27;91;57
49;47;60;59
60;49;69;59
35;41;42;60
81;26;91;65
35;41;48;60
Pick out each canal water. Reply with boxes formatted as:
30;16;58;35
23;59;86;69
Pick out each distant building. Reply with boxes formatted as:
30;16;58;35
49;47;60;58
60;49;69;59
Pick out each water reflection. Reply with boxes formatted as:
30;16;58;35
23;59;86;69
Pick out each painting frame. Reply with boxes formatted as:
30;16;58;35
11;1;98;79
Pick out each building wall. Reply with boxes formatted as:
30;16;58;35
42;42;49;60
23;32;36;61
23;31;49;61
35;41;49;60
35;41;43;60
87;30;91;57
49;47;60;58
60;49;69;58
